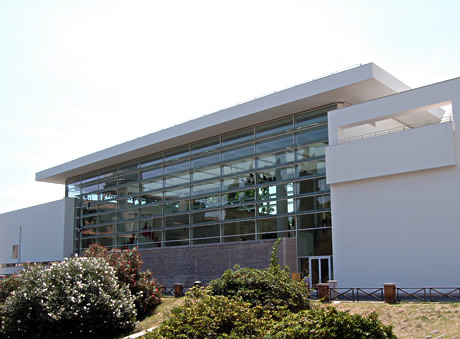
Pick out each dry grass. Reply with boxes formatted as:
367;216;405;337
329;301;460;339
135;297;185;332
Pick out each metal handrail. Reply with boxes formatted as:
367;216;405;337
337;116;452;145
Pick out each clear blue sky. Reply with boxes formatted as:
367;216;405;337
1;0;460;213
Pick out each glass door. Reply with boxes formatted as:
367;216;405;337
300;256;332;287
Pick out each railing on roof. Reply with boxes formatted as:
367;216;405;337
337;116;452;145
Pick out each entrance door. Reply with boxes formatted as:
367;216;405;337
304;256;331;287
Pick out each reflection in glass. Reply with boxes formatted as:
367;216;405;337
256;117;292;137
222;158;255;176
296;178;329;195
222;175;255;191
192;137;220;154
140;205;162;217
191;224;220;239
257;183;294;200
117;221;138;233
165;228;189;246
191;210;221;224
165;214;189;227
141;166;163;180
257;150;295;168
165;172;190;187
297;228;332;256
295;125;328;146
222;205;255;220
297;212;332;229
222;128;254;147
117;184;138;197
164;160;189;175
222;144;254;162
191;195;221;210
164;200;189;214
297;160;326;177
165;146;189;162
257;167;295;184
297;142;327;160
140;154;162;168
140;192;162;204
223;189;255;205
141;179;163;192
164;187;190;200
256;134;293;154
192;165;221;181
257;198;294;216
192;180;221;196
296;194;330;212
295;107;329;128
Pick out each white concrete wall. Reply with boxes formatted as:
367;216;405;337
328;78;460;287
0;198;75;274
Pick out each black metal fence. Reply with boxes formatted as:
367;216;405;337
307;287;460;302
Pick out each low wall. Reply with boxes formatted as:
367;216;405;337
140;238;296;287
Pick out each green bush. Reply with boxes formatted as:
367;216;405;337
206;239;310;314
145;294;264;339
264;307;396;339
84;244;162;316
0;274;21;304
0;257;136;339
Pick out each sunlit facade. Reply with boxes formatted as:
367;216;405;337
67;104;337;281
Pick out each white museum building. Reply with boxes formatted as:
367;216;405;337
1;63;459;288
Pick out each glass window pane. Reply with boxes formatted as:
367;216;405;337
191;195;221;210
99;167;117;180
141;166;163;180
165;214;189;227
81;227;97;238
222;128;254;147
140;205;162;218
222;144;254;162
223;220;255;236
258;216;295;233
222;158;255;176
117;184;139;197
140;192;162;204
223;189;255;205
99;212;117;224
297;160;326;178
257;198;294;215
164;187;190;200
119;160;139;174
165;146;189;162
81;182;99;194
164;200;189;214
97;200;117;212
100;189;118;201
117;209;139;221
257;183;294;200
192;165;221;181
141;179;163;192
140;153;163;168
118;172;138;185
117;196;139;209
82;172;98;184
222;205;255;221
192;180;221;196
191;152;221;168
222;175;255;191
256;117;293;137
97;236;115;248
296;194;330;212
165;172;190;187
191;210;221;224
98;178;117;191
66;178;81;198
97;224;115;235
256;134;293;154
257;167;295;184
138;230;162;245
295;125;328;145
164;160;189;175
165;228;189;246
256;150;295;169
295;108;329;129
191;137;220;155
117;221;139;233
297;228;332;256
296;178;329;195
191;224;220;238
297;212;332;229
141;218;163;230
297;142;327;160
117;233;139;248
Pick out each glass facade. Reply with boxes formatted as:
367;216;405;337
67;104;336;271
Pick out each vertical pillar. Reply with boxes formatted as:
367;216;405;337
174;283;184;298
383;283;396;303
317;283;330;302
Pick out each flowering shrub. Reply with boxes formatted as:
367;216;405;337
0;257;136;339
0;274;21;303
84;244;162;316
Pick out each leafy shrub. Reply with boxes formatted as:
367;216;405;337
0;274;21;303
84;244;161;316
264;307;396;339
206;239;310;313
144;294;264;339
0;257;136;339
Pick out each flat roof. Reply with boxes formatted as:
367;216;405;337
36;63;409;184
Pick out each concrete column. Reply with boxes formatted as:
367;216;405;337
174;283;184;298
383;283;396;303
317;283;330;302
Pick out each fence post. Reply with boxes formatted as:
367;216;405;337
328;280;338;300
383;283;396;303
174;283;184;298
317;283;330;302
